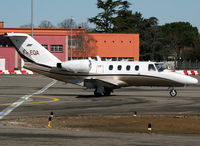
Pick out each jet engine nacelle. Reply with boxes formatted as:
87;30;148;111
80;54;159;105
57;60;91;73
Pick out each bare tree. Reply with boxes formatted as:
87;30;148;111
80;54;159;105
78;22;94;32
78;22;88;28
38;20;54;28
73;31;97;58
20;24;33;28
57;18;77;28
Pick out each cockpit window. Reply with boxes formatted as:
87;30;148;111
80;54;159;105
155;63;166;72
148;64;156;71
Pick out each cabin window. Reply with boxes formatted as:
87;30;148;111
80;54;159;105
148;64;156;71
109;65;113;70
126;65;131;71
118;65;122;70
135;65;139;71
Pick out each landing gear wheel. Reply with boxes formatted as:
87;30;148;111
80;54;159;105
170;89;177;97
104;90;111;96
94;90;102;97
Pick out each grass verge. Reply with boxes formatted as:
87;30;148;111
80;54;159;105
7;114;200;135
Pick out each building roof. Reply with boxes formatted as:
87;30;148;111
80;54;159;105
0;22;85;36
0;27;85;36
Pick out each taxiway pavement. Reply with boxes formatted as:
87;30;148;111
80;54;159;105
0;75;200;145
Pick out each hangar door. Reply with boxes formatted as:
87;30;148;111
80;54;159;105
0;59;5;70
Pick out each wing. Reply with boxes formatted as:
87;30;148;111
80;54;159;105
84;77;127;89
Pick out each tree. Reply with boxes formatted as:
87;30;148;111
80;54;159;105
160;22;200;61
183;35;200;61
20;24;33;28
73;31;97;58
88;0;122;32
38;20;54;28
138;20;172;61
78;22;94;32
57;18;77;28
112;0;136;33
89;0;165;61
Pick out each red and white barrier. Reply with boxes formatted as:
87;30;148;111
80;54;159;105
171;70;200;75
0;70;38;75
0;69;199;75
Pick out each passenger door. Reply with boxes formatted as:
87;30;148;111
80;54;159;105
96;64;104;74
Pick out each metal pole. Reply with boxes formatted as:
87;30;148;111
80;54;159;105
70;17;73;60
31;0;34;37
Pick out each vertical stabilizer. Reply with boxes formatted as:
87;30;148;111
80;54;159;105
5;33;61;67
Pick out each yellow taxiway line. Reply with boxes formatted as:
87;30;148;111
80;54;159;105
0;95;59;106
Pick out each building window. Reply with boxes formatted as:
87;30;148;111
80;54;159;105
126;65;131;71
42;45;48;50
135;65;139;71
112;58;117;61
50;45;63;52
0;43;9;47
118;65;122;70
109;65;113;70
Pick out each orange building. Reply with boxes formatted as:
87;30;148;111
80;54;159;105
88;33;139;61
0;22;139;70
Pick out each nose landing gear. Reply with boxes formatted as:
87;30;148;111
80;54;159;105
169;88;177;97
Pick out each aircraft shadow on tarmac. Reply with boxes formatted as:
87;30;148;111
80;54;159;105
76;95;116;98
43;93;116;98
42;92;171;98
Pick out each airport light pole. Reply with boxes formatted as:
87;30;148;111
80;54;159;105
70;17;74;60
31;0;34;37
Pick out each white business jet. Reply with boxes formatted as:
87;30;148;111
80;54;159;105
5;33;198;97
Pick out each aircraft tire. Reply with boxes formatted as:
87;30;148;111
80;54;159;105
94;90;102;97
170;89;177;97
104;90;111;96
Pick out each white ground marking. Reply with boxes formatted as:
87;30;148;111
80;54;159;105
0;79;57;119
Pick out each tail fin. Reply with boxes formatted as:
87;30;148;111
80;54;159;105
5;33;61;67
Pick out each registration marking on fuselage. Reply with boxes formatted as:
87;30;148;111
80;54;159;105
0;79;57;119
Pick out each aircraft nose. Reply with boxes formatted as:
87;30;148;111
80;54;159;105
192;78;198;84
186;76;198;84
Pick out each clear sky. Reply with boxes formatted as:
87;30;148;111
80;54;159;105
0;0;199;31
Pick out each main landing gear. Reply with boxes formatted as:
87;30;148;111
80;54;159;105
94;86;112;97
169;88;177;97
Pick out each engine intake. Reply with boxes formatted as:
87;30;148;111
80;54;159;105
57;63;62;68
